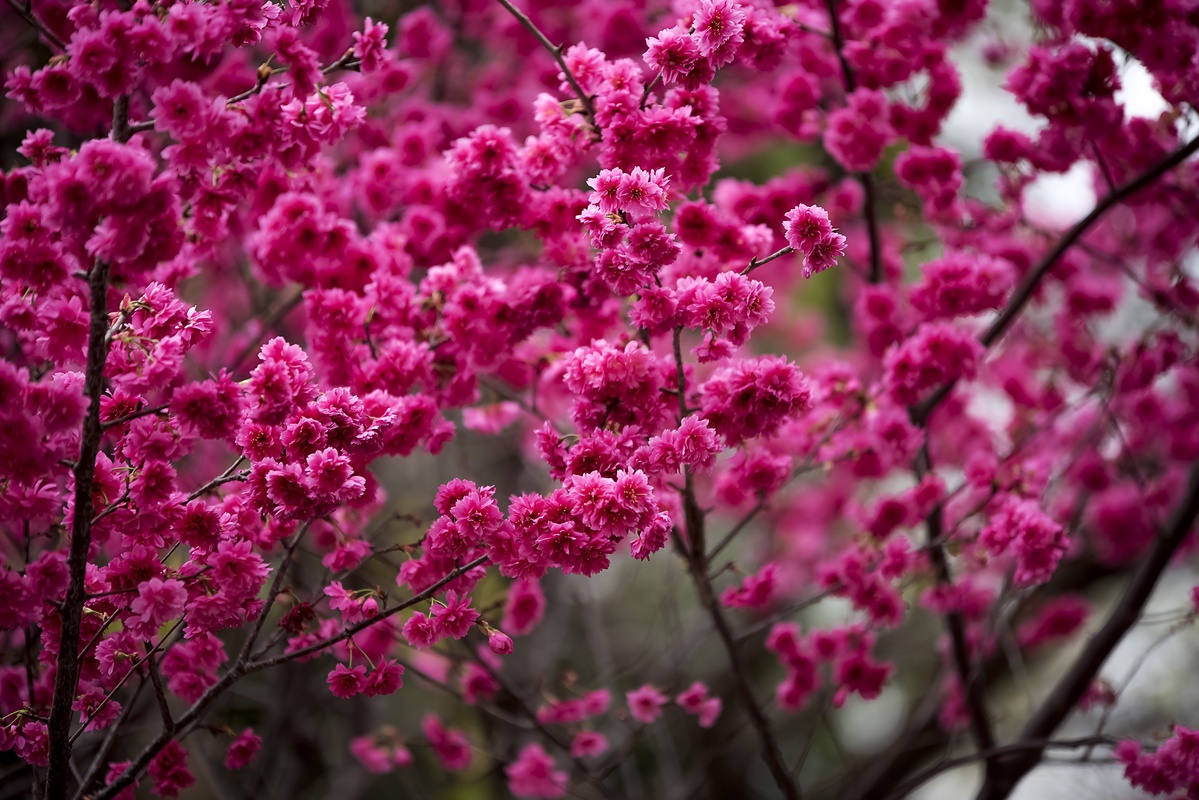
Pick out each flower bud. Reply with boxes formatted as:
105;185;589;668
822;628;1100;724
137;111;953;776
487;630;513;655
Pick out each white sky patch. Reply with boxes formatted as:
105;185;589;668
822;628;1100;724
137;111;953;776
1114;49;1169;120
943;41;1040;156
1021;160;1097;228
834;685;907;755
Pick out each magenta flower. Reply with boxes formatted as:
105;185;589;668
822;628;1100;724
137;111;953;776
326;664;369;699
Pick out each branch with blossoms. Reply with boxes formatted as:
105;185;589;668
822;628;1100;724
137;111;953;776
822;0;884;284
5;2;1199;800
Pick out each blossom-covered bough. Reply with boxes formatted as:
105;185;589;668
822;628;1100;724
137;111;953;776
3;0;1199;798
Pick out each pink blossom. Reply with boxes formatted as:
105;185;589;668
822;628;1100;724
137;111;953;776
488;630;514;655
423;715;472;771
571;731;608;758
364;660;404;696
326;664;368;698
645;27;700;86
128;577;187;638
627;685;668;724
224;729;262;770
506;743;568;798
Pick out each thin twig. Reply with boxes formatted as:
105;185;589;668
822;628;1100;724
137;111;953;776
743;246;795;276
129;52;363;132
236;526;309;665
68;618;185;747
44;187;120;800
823;0;883;284
71;680;148;800
230;289;305;373
669;330;802;800
912;132;1199;425
186;458;248;501
494;0;595;120
882;736;1120;800
972;461;1199;800
460;644;613;798
706;498;767;565
145;649;175;734
982;133;1199;351
3;0;66;49
250;554;490;670
101;403;168;430
1085;618;1192;757
95;555;489;799
640;72;662;109
916;445;995;757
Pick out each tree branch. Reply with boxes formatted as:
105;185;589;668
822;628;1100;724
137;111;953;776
94;554;489;799
823;0;883;284
237;526;308;664
973;460;1199;800
186;459;248;501
229;289;305;373
882;736;1120;800
42;94;128;796
250;554;489;669
912;132;1199;425
670;329;802;800
494;0;596;121
145;650;175;735
743;246;795;276
981;133;1199;351
70;679;147;800
916;446;995;757
3;0;66;50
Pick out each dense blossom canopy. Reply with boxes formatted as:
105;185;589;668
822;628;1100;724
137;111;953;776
2;0;1199;799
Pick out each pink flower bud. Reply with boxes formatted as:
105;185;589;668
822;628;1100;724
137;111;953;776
488;630;514;655
361;597;379;617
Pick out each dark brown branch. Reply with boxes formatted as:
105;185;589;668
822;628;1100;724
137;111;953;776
982;133;1199;351
686;545;802;800
671;327;688;419
129;51;363;133
3;0;66;49
236;526;308;664
186;459;248;501
706;421;852;567
43;96;128;797
670;329;802;800
110;96;131;145
69;618;185;747
461;646;612;797
71;680;147;800
917;446;995;756
742;246;795;276
101;403;168;430
494;0;596;121
706;497;767;565
823;0;883;284
250;554;489;669
832;560;1124;800
95;555;490;799
912;132;1199;425
640;72;662;109
972;460;1199;800
145;650;175;734
860;173;883;283
882;736;1119;800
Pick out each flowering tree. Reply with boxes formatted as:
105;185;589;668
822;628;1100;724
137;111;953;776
3;0;1199;798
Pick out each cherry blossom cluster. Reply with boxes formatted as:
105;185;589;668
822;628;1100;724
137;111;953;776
2;0;1199;799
